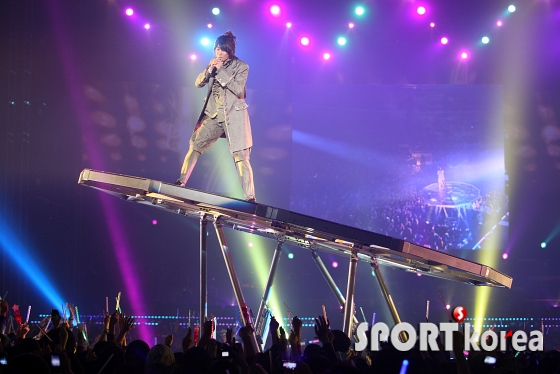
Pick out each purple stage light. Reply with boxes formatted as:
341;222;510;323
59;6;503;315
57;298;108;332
300;37;309;46
190;54;197;60
323;52;331;60
144;23;150;29
440;37;448;44
417;6;426;15
430;22;435;27
125;8;134;16
207;23;212;28
286;22;292;28
332;261;338;268
152;220;157;225
270;5;280;16
348;22;355;28
461;52;468;59
497;20;503;26
502;253;508;260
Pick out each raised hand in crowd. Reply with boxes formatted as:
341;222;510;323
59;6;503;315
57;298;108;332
238;325;258;359
104;310;119;343
289;316;302;361
453;329;470;374
164;333;174;347
97;310;111;342
66;303;76;327
0;299;8;316
207;337;218;359
15;321;30;340
58;323;69;351
116;314;135;346
278;326;289;361
314;315;337;363
226;327;236;346
314;315;333;345
182;327;193;352
197;319;214;350
269;315;280;347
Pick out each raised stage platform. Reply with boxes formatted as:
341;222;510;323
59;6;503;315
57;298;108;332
78;169;512;349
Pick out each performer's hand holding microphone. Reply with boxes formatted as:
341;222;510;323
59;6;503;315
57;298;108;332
208;57;223;75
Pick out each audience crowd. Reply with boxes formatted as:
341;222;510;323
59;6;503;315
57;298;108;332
1;298;558;374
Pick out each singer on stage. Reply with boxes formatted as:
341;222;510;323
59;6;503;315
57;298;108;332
177;31;256;203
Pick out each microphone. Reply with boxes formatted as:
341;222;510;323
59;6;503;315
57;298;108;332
210;66;217;76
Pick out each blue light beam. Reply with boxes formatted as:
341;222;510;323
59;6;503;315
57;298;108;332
0;213;65;308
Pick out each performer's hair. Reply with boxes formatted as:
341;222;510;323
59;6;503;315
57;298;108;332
215;31;237;58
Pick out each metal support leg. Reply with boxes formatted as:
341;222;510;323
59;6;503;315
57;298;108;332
311;251;359;326
311;250;345;305
255;241;283;345
200;216;208;325
213;218;261;353
343;251;358;337
370;258;407;342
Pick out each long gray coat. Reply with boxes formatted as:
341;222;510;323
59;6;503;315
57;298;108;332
195;58;253;153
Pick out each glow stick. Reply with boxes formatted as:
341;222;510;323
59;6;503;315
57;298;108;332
97;353;114;374
426;300;430;322
75;306;81;324
61;304;67;322
115;297;122;314
115;292;121;312
26;305;31;323
359;307;367;323
36;324;53;341
105;297;109;314
399;359;409;374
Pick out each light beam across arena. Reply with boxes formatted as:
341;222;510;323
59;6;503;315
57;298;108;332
0;212;65;309
46;0;151;343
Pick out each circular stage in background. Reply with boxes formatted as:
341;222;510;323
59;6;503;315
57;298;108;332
420;181;480;210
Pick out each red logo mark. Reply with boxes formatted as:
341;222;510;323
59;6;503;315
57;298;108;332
452;306;467;323
505;330;512;338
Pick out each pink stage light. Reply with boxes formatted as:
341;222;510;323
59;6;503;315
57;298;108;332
332;261;338;268
144;23;150;30
417;6;426;15
349;22;355;28
502;253;508;260
207;23;212;28
430;22;435;27
190;54;197;60
300;37;310;46
440;37;448;44
497;20;503;26
461;52;468;59
323;52;331;60
125;8;134;16
270;5;281;16
286;22;292;28
152;219;157;225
